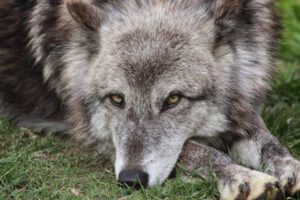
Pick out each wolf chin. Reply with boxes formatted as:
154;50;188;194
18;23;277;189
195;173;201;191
1;0;299;199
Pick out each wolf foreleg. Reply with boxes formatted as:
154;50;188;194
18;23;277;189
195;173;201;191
229;116;300;197
180;140;284;200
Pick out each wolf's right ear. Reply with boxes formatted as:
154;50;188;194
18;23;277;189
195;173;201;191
66;0;104;31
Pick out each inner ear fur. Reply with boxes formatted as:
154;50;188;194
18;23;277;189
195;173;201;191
66;0;105;31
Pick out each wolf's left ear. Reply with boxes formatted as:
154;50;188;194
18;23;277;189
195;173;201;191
66;0;104;31
206;0;277;20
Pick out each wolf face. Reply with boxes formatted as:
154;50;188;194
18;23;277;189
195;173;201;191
95;30;228;186
65;0;231;186
90;30;228;186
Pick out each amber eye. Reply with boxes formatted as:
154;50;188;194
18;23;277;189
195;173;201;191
162;94;182;111
167;95;181;105
109;94;124;108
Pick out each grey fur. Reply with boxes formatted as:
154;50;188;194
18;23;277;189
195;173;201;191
0;0;299;198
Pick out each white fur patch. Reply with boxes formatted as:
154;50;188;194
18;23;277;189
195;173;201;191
27;0;48;65
229;139;262;169
27;0;60;84
143;136;185;186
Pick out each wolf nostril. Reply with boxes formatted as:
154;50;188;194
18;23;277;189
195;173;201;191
118;169;149;189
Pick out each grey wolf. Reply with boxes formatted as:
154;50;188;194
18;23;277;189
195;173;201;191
0;0;299;199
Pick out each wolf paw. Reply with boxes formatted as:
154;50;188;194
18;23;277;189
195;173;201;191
219;166;284;200
266;158;300;197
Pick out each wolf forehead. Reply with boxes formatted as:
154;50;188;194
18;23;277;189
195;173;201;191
92;20;216;97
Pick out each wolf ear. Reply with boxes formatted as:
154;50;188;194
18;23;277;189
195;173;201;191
207;0;277;19
204;0;241;19
66;0;104;31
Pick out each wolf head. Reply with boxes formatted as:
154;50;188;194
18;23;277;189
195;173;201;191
64;0;275;187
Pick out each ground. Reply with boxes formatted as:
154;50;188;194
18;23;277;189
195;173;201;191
0;0;300;199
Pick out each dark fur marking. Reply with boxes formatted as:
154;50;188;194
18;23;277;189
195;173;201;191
0;0;61;118
119;30;187;92
235;183;251;200
261;141;290;161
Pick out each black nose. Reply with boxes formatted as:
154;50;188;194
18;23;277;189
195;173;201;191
118;169;149;189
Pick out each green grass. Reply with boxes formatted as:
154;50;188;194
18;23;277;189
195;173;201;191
0;125;219;199
1;0;300;199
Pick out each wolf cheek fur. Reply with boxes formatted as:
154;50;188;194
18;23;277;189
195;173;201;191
0;0;300;199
